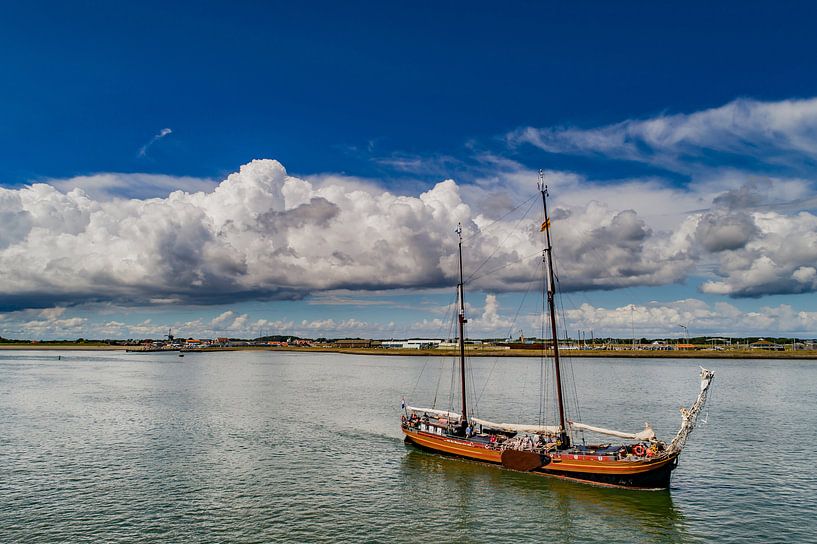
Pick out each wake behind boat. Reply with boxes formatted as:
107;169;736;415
400;174;714;489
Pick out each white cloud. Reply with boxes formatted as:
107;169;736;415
299;318;377;332
565;299;817;337
2;155;817;313
138;127;173;157
49;172;217;200
210;310;235;328
229;313;248;331
699;210;817;296
252;318;295;333
470;294;514;334
510;97;817;173
408;295;817;338
412;294;516;338
0;160;473;309
0;306;88;337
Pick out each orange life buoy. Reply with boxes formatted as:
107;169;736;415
632;444;646;456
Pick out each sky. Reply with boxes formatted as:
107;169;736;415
2;1;817;340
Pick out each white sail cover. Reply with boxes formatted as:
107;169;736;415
406;406;461;420
569;421;656;441
471;417;561;435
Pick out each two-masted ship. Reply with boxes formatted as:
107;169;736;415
401;176;714;489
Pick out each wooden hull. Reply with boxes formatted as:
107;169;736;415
403;427;678;489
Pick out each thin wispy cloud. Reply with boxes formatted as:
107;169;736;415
49;172;217;200
509;97;817;174
138;127;173;157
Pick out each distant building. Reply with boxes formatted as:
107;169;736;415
750;339;784;351
333;339;372;348
380;339;441;349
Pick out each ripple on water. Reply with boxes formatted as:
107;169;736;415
1;351;815;543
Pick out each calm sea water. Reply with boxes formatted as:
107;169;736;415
1;350;815;543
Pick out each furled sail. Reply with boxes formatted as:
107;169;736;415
569;421;656;441
406;406;461;420
471;417;561;435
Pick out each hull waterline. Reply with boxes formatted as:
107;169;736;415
403;427;678;489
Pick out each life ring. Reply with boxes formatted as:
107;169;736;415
490;435;497;443
632;444;646;456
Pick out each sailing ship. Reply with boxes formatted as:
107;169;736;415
401;175;714;489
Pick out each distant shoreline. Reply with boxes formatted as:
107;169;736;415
0;344;130;351
2;343;816;359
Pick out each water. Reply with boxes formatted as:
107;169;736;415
1;350;815;543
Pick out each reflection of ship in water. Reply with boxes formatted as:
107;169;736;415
400;448;687;541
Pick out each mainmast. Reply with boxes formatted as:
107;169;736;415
539;171;570;448
456;223;468;427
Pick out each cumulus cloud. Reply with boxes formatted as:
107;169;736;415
699;210;817;296
0;306;88;337
408;295;817;338
1;157;816;312
565;299;817;337
210;310;235;328
694;211;758;252
0;159;496;309
509;97;817;173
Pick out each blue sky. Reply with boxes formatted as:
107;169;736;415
2;2;817;340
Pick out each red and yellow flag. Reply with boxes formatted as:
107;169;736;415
539;218;551;232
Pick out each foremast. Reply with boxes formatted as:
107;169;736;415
456;223;468;427
539;171;570;448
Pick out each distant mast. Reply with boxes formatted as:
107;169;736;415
539;171;570;448
456;223;468;426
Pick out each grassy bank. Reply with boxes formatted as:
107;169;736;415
3;343;816;359
263;346;817;359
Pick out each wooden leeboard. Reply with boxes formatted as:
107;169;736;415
500;450;548;471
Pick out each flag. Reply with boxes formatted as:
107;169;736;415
540;218;551;232
401;399;405;410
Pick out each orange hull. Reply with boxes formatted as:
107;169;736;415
402;427;679;488
403;428;502;463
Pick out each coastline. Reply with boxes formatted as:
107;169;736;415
0;344;130;351
268;346;817;359
3;343;816;359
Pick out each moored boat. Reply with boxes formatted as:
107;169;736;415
400;173;714;489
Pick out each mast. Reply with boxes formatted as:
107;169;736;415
539;171;570;447
456;223;468;426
